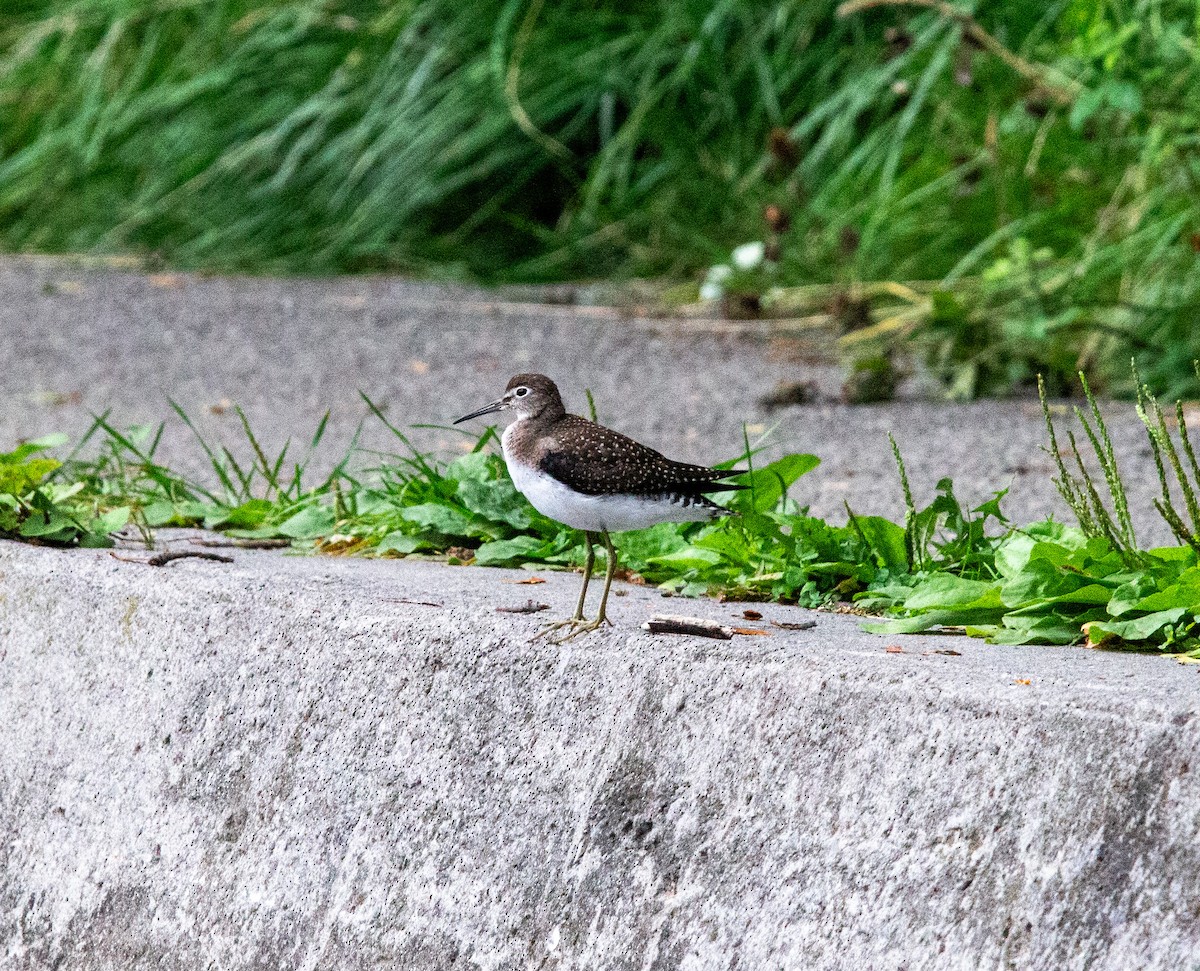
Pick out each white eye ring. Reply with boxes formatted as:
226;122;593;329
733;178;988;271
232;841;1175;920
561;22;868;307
514;387;529;397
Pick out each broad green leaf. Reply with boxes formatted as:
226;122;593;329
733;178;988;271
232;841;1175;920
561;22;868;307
1069;85;1106;129
456;477;532;529
40;482;84;503
0;433;67;464
1109;573;1175;616
612;523;689;566
0;458;60;497
1034;583;1115;607
446;451;497;484
377;532;435;555
277;505;336;539
1086;608;1189;644
864;607;1005;635
649;546;723;569
473;535;550;565
985;612;1088;645
400;502;490;538
1119;570;1200;614
92;506;131;535
994;522;1086;578
900;574;1002;612
19;510;78;539
729;453;819;513
854;515;908;571
1146;546;1195;564
1103;80;1142;114
142;499;212;527
1000;558;1116;607
208;499;274;530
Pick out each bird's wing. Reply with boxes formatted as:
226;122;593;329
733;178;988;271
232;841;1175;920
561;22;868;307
537;416;747;497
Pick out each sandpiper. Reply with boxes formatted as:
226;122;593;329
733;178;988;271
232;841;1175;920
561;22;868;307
454;373;746;639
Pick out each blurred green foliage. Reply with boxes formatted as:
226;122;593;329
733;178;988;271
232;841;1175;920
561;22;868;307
3;1;1200;393
14;392;1200;657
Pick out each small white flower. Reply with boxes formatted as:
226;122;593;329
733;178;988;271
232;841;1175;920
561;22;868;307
731;241;765;271
699;264;732;301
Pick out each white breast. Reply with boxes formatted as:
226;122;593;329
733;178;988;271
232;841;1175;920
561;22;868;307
502;421;717;532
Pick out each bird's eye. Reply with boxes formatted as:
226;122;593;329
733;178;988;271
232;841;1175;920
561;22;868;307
514;387;529;397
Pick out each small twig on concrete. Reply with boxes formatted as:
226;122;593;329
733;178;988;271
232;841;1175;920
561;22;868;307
189;537;291;550
643;615;734;639
109;550;234;567
772;619;818;631
385;598;444;608
496;600;550;614
147;550;234;566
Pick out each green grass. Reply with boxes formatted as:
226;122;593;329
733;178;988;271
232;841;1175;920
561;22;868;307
5;2;1200;394
1;0;878;278
6;382;1200;659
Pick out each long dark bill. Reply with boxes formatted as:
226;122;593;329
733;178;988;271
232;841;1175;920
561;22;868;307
453;400;505;424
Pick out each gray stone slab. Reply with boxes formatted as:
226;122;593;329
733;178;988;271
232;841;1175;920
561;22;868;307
2;540;1199;969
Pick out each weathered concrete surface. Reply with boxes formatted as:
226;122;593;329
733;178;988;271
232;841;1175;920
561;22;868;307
3;539;1200;970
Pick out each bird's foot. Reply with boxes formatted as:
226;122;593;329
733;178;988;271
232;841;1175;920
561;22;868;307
530;614;613;644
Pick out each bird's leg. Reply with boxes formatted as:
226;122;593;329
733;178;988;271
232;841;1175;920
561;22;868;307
572;532;596;621
594;530;618;628
532;531;596;642
554;530;618;642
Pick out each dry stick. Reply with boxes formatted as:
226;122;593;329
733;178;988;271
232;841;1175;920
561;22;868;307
110;550;234;567
643;615;734;640
496;600;551;614
147;551;234;566
836;0;1082;106
189;537;291;550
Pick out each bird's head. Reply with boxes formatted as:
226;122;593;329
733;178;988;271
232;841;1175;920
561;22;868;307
453;373;566;424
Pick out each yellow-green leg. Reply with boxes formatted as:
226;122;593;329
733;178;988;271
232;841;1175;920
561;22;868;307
534;530;618;643
533;531;596;642
593;530;618;628
571;532;596;621
554;530;617;642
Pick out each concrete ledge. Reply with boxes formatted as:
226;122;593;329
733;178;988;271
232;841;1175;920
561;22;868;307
2;540;1200;970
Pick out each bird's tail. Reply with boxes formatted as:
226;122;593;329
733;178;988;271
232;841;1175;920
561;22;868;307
707;469;749;491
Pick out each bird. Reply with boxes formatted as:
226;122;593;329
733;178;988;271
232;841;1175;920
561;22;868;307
454;373;747;640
